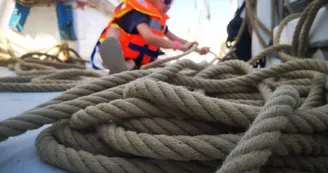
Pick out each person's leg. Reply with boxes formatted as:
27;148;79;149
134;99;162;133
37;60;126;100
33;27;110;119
126;59;136;70
99;27;129;73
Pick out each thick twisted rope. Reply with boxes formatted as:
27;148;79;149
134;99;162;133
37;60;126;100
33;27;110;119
0;45;101;92
227;0;327;64
216;86;300;173
1;56;328;173
0;41;211;92
1;1;328;173
0;69;104;92
293;0;328;58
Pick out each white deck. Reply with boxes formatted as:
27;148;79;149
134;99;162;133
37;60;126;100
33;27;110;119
0;67;67;173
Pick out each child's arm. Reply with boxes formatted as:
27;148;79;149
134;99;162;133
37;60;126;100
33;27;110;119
165;30;188;45
165;29;211;55
137;23;193;51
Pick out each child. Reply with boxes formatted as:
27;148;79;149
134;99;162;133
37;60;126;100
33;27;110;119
99;0;210;73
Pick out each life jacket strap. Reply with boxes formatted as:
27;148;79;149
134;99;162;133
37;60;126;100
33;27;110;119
128;43;159;66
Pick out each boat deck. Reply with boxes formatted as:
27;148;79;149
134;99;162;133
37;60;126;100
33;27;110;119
0;67;67;173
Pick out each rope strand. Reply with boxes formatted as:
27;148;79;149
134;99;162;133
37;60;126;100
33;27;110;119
1;1;328;173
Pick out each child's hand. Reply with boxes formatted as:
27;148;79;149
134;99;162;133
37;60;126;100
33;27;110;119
179;42;197;51
198;47;211;55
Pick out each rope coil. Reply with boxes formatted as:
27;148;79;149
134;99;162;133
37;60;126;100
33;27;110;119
1;57;328;173
0;41;102;92
1;0;328;173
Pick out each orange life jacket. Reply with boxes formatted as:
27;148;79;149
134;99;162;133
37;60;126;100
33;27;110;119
100;0;169;66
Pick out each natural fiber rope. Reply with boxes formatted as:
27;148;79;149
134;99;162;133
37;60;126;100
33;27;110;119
0;69;104;92
140;44;199;69
221;0;275;62
245;0;270;48
226;0;326;64
0;42;102;92
248;0;327;64
141;44;218;70
1;40;214;87
296;0;327;58
0;57;102;92
292;0;328;57
221;0;251;61
1;56;328;173
1;1;328;173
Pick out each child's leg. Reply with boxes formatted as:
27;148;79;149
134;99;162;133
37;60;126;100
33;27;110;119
99;27;129;73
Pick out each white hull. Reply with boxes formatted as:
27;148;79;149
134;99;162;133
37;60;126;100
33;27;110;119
0;0;115;63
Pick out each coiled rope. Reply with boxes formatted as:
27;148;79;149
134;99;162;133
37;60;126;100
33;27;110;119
0;41;104;92
1;0;328;173
0;42;215;92
1;58;328;173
